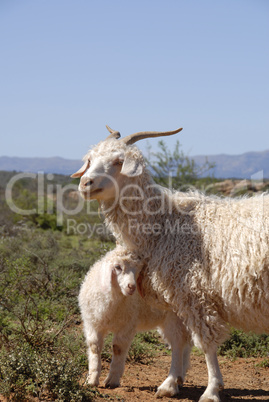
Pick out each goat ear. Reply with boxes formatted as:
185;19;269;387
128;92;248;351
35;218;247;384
70;160;89;178
120;158;143;177
100;262;114;293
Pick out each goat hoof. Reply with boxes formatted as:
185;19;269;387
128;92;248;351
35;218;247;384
155;386;179;398
105;383;120;389
104;377;120;389
85;376;99;387
199;396;220;402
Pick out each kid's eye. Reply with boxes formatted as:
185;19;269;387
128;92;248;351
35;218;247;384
114;264;122;272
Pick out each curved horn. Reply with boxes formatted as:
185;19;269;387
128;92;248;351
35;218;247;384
121;127;183;145
105;125;121;140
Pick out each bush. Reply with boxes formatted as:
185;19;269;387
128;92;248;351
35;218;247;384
0;344;97;401
219;329;269;359
146;140;215;189
0;228;112;400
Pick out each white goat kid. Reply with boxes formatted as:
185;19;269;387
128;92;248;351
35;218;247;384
72;126;269;402
78;245;191;397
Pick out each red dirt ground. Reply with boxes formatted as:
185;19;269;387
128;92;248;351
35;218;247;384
95;353;269;401
1;352;268;401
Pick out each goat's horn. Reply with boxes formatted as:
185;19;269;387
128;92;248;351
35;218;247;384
105;125;121;140
121;127;183;145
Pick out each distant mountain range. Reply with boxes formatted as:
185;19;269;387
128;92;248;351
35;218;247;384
193;150;269;179
0;156;80;176
0;150;269;179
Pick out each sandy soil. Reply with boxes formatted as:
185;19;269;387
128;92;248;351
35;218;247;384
95;353;269;401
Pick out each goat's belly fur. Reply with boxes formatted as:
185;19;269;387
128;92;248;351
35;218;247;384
217;269;269;333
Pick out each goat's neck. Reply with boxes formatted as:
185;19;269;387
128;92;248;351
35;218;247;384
101;171;171;252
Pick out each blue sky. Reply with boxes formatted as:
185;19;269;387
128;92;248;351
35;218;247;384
0;0;268;160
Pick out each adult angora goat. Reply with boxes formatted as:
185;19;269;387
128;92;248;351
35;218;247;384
72;126;269;402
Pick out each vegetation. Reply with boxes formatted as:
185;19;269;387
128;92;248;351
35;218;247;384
146;140;216;190
1;143;269;400
219;329;269;360
0;228;168;400
0;229;103;401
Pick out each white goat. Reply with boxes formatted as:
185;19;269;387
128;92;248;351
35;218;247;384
72;126;269;402
78;245;191;397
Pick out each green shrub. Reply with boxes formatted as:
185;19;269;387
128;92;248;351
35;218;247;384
36;213;61;231
219;329;269;359
0;228;113;400
0;343;97;401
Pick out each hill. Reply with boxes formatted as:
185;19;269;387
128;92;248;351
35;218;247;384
0;150;269;179
193;150;269;179
0;156;81;176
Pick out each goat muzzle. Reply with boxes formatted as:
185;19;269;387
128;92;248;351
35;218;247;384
127;283;136;295
80;177;94;189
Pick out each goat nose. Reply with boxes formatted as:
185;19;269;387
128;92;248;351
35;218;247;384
80;177;94;187
128;284;136;291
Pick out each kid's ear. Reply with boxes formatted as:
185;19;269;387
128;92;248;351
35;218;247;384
100;262;114;293
120;158;143;177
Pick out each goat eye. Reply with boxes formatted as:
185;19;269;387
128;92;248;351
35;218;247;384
113;159;123;166
114;264;122;272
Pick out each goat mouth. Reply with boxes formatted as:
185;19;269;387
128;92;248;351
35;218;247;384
89;188;102;195
81;188;102;198
126;288;136;296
